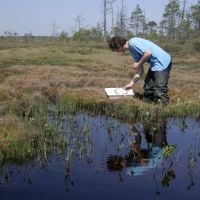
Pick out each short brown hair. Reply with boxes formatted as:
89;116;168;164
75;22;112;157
108;36;127;51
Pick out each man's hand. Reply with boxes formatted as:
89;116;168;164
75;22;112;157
124;64;144;90
124;80;134;90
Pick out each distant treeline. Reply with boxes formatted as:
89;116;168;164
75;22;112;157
2;0;200;43
1;32;200;55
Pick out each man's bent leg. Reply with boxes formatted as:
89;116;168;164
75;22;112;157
143;69;154;101
153;70;170;104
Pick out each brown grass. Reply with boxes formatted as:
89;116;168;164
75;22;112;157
0;40;200;142
1;53;200;106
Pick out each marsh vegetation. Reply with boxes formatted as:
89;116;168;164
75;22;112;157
0;36;200;163
0;36;200;199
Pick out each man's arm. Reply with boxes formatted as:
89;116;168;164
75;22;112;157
132;65;144;84
124;50;151;90
133;50;152;69
124;65;144;90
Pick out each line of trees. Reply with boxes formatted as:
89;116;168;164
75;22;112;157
101;0;200;40
68;0;200;46
69;0;200;52
1;0;200;43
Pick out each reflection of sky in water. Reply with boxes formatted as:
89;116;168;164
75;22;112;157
0;115;200;200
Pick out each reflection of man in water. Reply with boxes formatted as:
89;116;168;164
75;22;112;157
142;118;168;149
106;119;168;176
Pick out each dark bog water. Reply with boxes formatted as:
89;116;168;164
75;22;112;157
0;113;200;200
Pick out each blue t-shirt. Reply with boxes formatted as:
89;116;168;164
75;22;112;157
128;37;171;71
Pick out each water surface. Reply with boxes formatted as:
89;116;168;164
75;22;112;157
0;114;200;200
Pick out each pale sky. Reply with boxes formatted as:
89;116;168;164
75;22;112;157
0;0;197;36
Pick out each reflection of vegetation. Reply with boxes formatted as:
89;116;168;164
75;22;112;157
187;150;195;190
64;161;74;191
161;169;176;187
162;144;176;159
161;144;176;187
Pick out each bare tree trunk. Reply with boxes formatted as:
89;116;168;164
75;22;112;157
120;0;126;36
108;0;116;35
103;0;107;36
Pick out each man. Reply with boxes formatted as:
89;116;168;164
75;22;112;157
108;36;172;105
